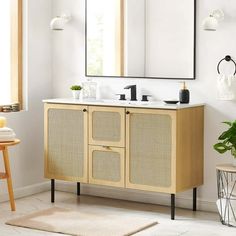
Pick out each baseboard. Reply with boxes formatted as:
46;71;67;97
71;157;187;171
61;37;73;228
0;181;50;204
0;181;217;213
55;182;218;213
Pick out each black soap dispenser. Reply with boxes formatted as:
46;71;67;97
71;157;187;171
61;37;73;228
179;82;190;104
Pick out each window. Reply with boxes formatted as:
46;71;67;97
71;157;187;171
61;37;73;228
87;0;124;76
0;0;22;108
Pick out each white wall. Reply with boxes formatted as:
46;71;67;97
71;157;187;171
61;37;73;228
51;0;236;210
52;0;84;97
0;0;52;197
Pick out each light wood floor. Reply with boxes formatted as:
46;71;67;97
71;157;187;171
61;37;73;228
0;191;235;236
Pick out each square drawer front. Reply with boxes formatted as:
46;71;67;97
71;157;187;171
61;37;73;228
89;106;125;147
89;145;125;187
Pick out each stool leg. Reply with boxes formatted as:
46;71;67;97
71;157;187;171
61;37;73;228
2;148;16;211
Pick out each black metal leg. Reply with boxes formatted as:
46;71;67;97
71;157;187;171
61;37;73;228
171;194;175;220
193;187;197;211
77;182;80;196
51;179;55;203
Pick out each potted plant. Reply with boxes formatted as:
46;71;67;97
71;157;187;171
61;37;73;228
70;85;82;99
214;120;236;166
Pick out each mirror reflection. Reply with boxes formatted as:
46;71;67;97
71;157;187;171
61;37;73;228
86;0;196;79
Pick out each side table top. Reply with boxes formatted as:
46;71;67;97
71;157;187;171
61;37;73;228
216;163;236;173
0;139;20;147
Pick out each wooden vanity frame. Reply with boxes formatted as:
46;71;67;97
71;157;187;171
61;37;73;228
44;102;204;220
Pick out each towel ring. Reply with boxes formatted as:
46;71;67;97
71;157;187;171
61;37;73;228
217;55;236;75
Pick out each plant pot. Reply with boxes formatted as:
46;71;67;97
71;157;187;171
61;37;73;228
72;90;81;99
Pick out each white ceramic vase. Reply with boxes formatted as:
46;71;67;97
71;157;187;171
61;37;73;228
72;90;81;99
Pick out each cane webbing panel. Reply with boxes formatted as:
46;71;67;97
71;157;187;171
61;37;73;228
48;109;84;178
92;111;121;142
92;150;121;182
129;113;172;187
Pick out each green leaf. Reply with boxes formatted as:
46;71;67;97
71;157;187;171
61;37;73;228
228;136;236;145
70;85;82;91
218;129;233;140
222;121;232;126
214;120;236;155
232;148;236;157
213;143;230;154
232;122;236;131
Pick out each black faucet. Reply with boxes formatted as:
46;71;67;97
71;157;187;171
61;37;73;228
124;85;137;101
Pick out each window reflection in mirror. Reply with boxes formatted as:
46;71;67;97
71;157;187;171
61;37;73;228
87;0;124;76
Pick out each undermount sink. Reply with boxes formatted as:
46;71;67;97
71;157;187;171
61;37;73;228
81;98;159;106
100;99;156;106
114;100;149;105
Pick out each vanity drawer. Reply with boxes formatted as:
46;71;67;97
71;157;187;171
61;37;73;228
88;106;125;147
88;145;125;187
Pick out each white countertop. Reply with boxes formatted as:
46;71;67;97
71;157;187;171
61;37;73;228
43;98;204;110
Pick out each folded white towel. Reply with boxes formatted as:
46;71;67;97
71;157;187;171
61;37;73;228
217;74;236;100
0;135;16;142
0;127;16;142
0;132;15;136
0;127;13;133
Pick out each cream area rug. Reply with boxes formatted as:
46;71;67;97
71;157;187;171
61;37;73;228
6;207;158;236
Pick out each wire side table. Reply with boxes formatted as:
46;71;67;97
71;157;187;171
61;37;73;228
216;164;236;227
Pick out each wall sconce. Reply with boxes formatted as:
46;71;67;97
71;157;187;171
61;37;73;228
50;14;72;31
202;9;224;31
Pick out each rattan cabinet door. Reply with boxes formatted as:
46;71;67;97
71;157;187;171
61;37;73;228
44;104;88;183
126;108;176;193
89;106;125;147
89;145;125;187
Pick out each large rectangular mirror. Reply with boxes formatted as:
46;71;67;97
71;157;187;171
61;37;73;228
85;0;196;79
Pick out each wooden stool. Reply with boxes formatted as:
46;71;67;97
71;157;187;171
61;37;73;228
0;139;20;211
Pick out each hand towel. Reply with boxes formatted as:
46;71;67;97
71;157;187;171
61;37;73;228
217;74;236;100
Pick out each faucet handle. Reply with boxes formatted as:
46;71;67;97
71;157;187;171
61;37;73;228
141;95;152;102
116;94;126;101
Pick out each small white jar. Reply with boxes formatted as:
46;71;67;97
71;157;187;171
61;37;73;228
72;90;81;99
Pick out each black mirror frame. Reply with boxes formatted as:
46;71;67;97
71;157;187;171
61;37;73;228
85;0;196;80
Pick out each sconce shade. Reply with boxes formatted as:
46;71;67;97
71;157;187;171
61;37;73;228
202;15;218;31
50;14;71;31
202;9;224;31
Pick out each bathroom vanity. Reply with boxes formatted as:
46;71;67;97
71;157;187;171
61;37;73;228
43;99;204;219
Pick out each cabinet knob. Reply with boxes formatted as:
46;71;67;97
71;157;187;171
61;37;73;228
83;109;87;112
126;111;130;115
